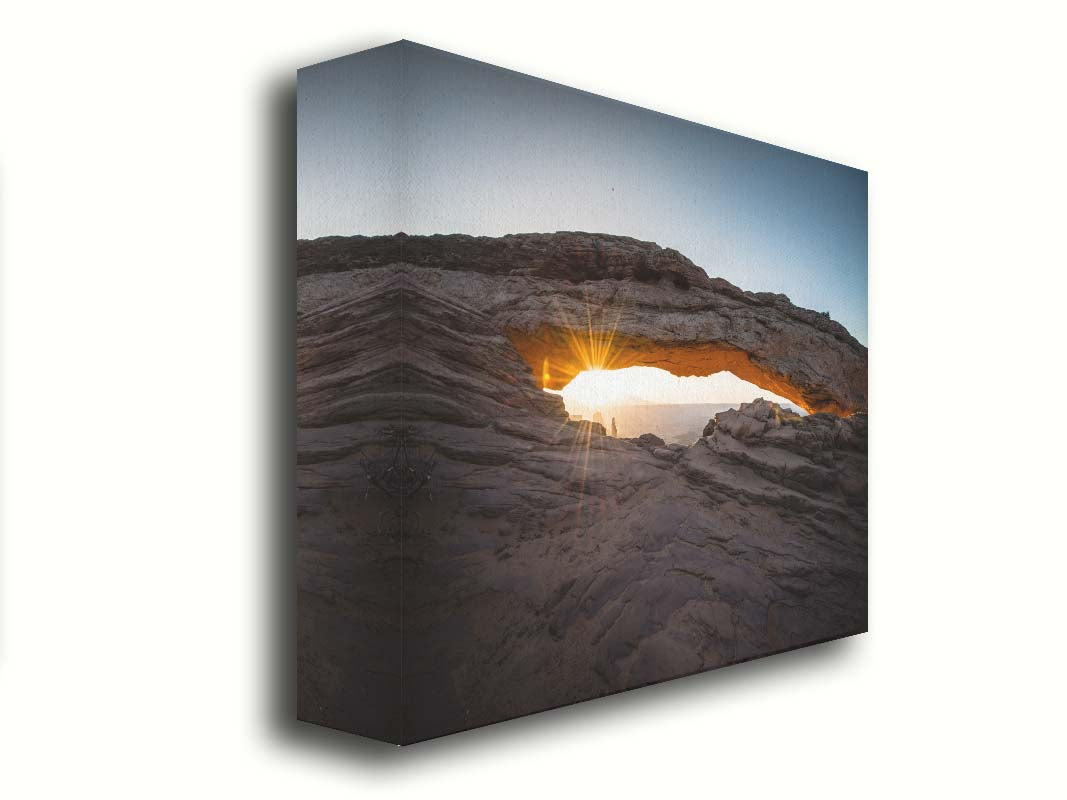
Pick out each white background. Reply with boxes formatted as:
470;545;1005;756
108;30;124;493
1;2;1065;797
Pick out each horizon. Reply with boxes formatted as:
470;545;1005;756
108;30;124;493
547;366;799;420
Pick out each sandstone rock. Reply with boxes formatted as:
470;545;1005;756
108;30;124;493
626;432;667;449
300;232;867;415
709;397;805;440
297;232;867;742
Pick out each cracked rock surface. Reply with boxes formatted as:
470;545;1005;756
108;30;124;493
297;233;867;743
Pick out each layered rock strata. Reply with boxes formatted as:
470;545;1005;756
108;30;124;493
297;232;867;743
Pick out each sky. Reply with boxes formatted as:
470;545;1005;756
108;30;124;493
298;42;868;346
547;367;796;412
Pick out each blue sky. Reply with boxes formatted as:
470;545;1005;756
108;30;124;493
298;42;867;343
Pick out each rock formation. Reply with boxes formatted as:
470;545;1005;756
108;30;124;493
297;232;867;743
298;231;867;415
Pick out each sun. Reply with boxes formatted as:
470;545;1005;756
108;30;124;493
548;366;798;419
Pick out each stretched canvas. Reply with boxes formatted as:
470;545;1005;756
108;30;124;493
296;41;868;744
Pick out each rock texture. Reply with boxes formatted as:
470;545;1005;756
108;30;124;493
297;232;867;743
298;232;867;415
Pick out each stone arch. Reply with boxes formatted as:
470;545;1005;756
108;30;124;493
507;325;862;416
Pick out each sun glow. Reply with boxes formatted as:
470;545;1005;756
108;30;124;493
548;366;802;446
549;366;796;412
534;296;802;449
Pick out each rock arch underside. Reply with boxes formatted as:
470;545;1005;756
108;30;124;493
297;232;867;743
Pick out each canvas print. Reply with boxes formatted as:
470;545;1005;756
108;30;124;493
296;41;868;744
